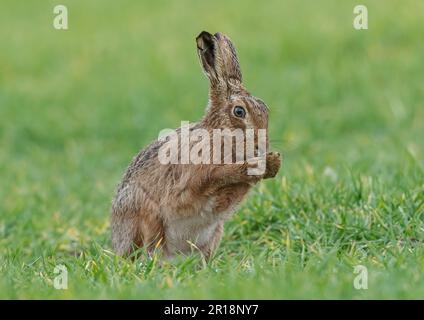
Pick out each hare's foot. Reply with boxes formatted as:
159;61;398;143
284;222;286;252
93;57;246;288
264;152;281;179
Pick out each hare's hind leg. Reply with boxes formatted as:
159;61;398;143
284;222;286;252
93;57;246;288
138;210;165;254
111;208;164;257
111;213;142;256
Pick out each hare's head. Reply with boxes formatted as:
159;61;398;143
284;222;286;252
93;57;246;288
197;32;269;135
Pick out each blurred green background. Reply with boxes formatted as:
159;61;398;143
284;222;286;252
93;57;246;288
0;0;423;299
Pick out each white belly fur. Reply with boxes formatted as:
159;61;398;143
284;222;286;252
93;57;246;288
164;197;225;255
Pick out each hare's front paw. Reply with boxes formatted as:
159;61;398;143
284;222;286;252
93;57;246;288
264;152;281;179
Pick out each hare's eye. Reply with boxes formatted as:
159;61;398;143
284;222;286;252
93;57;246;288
233;106;246;118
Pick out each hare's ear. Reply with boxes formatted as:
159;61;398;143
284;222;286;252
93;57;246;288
196;31;222;86
214;32;243;84
196;31;243;100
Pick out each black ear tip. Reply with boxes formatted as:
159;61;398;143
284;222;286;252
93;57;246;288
196;31;215;50
196;31;212;41
199;31;210;35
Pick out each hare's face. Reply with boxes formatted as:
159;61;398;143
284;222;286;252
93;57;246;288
206;93;269;154
226;95;268;131
204;94;269;131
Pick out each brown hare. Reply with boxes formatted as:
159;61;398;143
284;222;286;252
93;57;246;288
111;31;281;259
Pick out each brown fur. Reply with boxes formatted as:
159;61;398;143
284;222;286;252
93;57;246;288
111;31;281;259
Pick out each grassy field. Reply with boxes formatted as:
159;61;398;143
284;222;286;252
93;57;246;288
0;0;423;299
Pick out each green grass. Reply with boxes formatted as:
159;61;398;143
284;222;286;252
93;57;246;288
1;0;423;299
